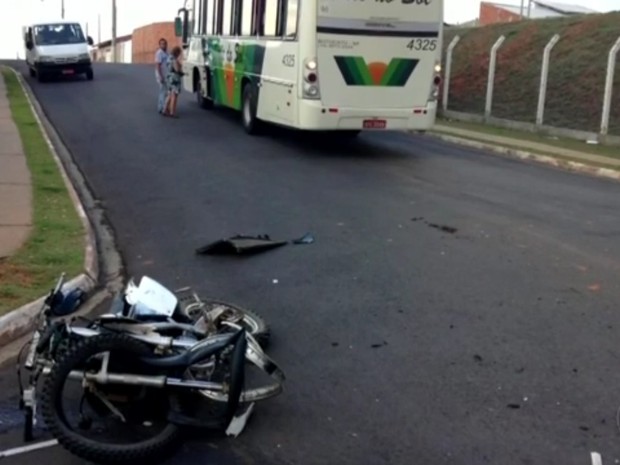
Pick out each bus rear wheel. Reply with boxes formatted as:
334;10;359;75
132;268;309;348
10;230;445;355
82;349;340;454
241;83;262;135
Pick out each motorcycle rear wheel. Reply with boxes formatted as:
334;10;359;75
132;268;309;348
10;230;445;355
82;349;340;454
41;333;181;464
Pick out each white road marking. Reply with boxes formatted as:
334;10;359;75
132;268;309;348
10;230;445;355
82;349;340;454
0;439;58;458
591;451;603;465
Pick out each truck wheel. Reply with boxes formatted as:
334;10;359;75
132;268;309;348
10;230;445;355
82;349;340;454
29;68;35;78
37;72;47;83
86;69;94;81
241;83;262;135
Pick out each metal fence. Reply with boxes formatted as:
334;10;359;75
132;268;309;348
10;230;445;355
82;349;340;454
441;33;620;142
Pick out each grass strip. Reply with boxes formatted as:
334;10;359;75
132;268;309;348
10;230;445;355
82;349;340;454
0;68;83;315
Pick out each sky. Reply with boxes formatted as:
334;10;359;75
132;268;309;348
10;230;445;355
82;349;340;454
0;0;617;59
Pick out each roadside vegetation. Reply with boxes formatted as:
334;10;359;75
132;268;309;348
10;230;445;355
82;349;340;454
0;68;83;315
443;12;620;135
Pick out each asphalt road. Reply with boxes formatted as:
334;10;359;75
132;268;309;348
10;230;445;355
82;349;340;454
2;61;620;465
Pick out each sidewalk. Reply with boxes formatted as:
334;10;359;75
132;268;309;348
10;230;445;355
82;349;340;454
433;124;620;168
0;73;32;259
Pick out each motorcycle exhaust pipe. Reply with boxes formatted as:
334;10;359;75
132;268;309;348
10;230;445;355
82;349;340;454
65;369;224;391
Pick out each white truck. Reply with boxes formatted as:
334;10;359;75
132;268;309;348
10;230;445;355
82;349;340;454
23;20;95;82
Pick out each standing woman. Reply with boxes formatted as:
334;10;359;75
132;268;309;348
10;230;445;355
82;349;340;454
163;46;184;118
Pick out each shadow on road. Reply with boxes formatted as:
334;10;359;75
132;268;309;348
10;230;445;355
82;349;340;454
209;105;419;161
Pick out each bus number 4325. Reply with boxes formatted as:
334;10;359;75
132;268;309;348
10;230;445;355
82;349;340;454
407;39;437;51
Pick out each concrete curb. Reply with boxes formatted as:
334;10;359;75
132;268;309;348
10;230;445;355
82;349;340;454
0;67;124;350
427;131;620;182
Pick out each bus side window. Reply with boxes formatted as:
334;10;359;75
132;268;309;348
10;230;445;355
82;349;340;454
206;0;215;34
252;0;262;36
193;0;202;35
240;0;253;36
222;0;233;35
262;0;278;37
214;0;223;34
284;0;297;37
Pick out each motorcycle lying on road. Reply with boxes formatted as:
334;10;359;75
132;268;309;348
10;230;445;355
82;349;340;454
17;274;285;464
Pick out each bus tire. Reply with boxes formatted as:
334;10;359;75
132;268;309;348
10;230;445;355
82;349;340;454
196;69;213;110
241;83;262;135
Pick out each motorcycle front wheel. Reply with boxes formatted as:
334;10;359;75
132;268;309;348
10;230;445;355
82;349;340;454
40;333;181;464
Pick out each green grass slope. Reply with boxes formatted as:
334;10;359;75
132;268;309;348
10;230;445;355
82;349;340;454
443;13;620;135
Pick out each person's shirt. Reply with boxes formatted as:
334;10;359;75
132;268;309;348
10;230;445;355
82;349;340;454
155;48;168;82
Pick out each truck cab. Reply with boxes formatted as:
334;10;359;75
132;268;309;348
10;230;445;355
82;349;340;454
24;20;95;82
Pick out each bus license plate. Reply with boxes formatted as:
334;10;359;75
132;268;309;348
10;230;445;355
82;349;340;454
363;119;386;129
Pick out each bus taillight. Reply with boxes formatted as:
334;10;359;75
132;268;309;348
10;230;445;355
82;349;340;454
429;61;442;101
303;58;321;100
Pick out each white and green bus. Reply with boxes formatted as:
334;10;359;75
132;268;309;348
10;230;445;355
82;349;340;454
174;0;443;135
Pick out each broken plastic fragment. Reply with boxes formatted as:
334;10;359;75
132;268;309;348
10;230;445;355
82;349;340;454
196;235;287;256
225;402;255;438
293;233;315;245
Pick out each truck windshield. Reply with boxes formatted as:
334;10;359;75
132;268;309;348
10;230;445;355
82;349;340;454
34;23;85;45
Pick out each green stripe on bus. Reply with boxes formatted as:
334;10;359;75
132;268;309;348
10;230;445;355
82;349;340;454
334;56;418;86
380;59;402;86
351;56;373;86
389;59;418;86
334;56;356;85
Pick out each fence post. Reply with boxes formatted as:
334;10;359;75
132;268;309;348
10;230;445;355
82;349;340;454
442;35;460;112
485;35;506;120
536;34;560;127
600;36;620;137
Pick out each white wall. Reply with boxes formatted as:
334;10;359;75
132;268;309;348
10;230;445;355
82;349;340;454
98;40;132;63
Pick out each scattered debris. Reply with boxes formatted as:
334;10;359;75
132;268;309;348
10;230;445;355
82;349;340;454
331;342;339;347
473;354;483;363
427;223;458;234
293;232;315;245
579;425;590;431
197;232;316;256
411;217;458;234
272;279;279;284
225;402;255;437
371;341;388;348
515;367;525;374
449;324;454;329
507;403;521;409
196;235;287;255
588;283;601;292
